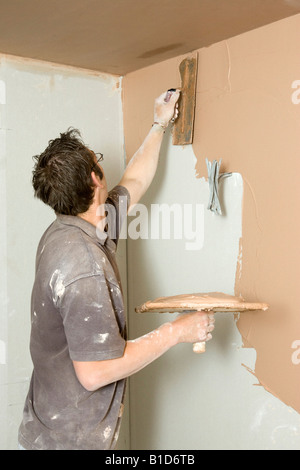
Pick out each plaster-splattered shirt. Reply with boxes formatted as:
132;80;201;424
18;186;130;450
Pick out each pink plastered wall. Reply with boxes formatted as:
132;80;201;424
123;14;300;413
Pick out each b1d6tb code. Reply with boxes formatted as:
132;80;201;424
149;455;195;465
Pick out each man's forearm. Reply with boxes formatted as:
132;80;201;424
119;124;165;209
73;321;177;392
73;311;214;392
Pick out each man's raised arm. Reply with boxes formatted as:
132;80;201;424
119;89;180;211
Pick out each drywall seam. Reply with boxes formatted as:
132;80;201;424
0;76;7;365
0;69;8;449
0;125;7;366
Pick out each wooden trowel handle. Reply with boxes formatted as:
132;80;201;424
193;341;206;353
179;311;207;354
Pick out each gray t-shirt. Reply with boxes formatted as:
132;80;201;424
18;185;130;450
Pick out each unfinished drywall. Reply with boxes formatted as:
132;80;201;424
123;14;300;449
0;55;128;450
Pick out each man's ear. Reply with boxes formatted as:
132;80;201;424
91;171;104;189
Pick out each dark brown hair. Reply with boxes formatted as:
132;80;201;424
32;128;103;216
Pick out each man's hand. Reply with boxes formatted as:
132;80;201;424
154;89;180;128
172;311;215;345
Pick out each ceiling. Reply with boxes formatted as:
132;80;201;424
0;0;299;76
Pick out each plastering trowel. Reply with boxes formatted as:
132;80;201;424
172;52;198;145
136;292;268;353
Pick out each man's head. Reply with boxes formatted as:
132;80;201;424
32;128;105;216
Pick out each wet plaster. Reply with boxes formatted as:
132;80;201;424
191;16;300;413
123;14;300;415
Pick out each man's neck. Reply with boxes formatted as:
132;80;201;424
77;199;106;232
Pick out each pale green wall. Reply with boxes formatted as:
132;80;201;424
0;56;129;450
125;94;300;451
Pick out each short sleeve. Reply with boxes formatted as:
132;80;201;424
59;275;126;362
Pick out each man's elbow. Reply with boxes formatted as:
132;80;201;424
118;177;146;209
72;361;110;392
79;376;100;392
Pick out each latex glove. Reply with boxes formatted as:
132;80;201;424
154;89;180;128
